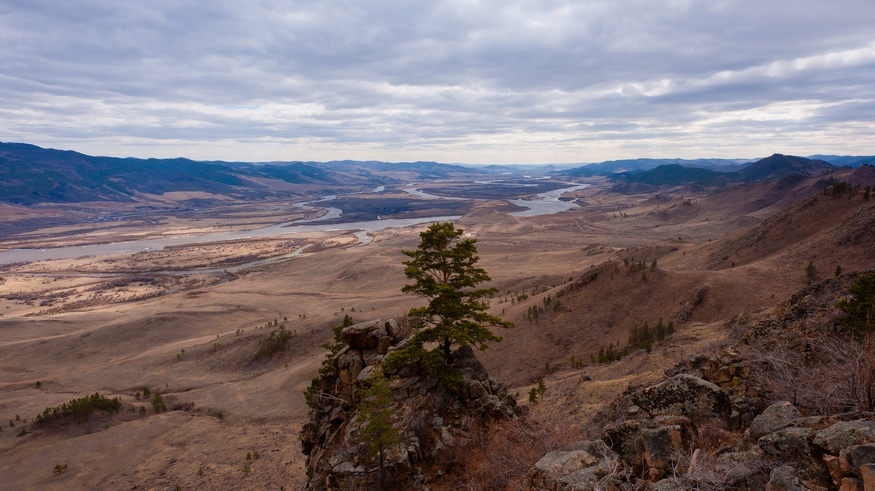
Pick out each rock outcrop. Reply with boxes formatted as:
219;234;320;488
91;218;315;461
525;372;875;490
523;273;875;490
301;319;519;491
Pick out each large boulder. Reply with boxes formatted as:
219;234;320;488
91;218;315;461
641;425;685;471
601;420;643;466
651;479;687;491
751;401;803;439
841;444;875;479
341;320;389;350
758;427;816;460
814;422;875;454
526;450;600;491
526;440;618;491
765;465;806;491
631;374;731;420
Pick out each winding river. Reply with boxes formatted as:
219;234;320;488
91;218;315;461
0;182;588;265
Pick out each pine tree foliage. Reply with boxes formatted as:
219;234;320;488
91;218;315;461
358;367;400;489
304;315;355;408
399;222;513;360
384;223;512;389
837;272;875;334
35;393;121;424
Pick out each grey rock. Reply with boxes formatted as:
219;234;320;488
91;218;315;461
841;444;875;478
305;326;518;491
341;320;387;350
451;345;489;381
569;439;614;460
527;450;600;491
641;425;684;470
383;319;403;341
751;401;802;439
601;420;643;464
765;465;805;491
814;421;875;454
357;365;374;383
651;478;687;491
758;427;816;460
631;374;731;419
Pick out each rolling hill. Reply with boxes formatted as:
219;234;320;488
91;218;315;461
0;143;489;204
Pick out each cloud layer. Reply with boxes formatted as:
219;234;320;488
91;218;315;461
1;0;874;162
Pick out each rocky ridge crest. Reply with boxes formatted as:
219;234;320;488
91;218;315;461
301;319;519;490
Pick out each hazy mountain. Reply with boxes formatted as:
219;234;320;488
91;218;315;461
808;155;875;167
737;154;834;181
0;143;487;204
614;164;726;186
0;142;850;204
562;158;754;177
610;154;836;189
0;142;254;204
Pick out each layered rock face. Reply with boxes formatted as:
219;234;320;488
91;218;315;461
301;319;519;491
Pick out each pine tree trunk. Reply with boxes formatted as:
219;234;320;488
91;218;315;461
378;446;385;490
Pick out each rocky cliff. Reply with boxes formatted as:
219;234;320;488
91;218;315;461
301;319;519;490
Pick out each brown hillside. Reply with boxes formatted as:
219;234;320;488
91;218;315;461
480;172;875;387
669;180;875;274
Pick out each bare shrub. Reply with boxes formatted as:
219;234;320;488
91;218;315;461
668;447;769;491
746;334;875;414
437;406;586;491
394;312;413;340
828;334;875;412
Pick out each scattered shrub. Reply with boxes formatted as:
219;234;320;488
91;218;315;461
152;393;168;414
304;315;355;408
837;272;875;334
35;393;122;424
253;325;294;361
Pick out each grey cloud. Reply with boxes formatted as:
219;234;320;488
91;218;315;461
1;0;874;162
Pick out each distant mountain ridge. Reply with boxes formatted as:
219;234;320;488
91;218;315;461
607;154;837;189
0;142;256;204
0;142;478;204
562;158;754;177
809;154;875;167
0;142;865;204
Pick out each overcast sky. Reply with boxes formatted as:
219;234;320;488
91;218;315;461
1;1;874;163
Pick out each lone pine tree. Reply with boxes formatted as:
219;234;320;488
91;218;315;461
358;367;399;490
385;222;512;387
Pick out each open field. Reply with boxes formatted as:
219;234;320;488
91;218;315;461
1;170;874;489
